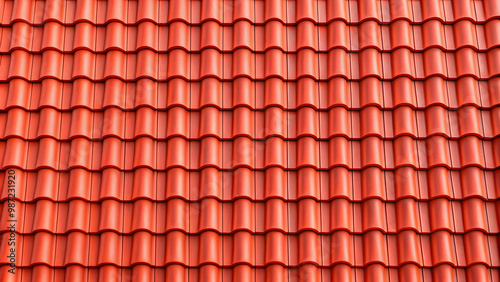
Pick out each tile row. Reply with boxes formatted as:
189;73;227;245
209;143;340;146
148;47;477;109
1;136;498;171
1;19;499;53
0;230;498;267
1;166;500;202
1;48;499;82
1;0;499;26
1;197;499;234
1;264;498;282
1;77;499;111
1;105;498;141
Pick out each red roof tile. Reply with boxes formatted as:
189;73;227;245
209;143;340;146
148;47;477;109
0;0;499;281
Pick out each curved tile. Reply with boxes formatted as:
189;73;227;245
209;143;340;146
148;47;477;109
359;230;388;266
358;136;384;169
423;105;450;137
389;20;414;50
459;198;488;232
326;48;350;79
294;198;321;232
295;137;320;169
396;264;423;282
357;48;383;79
58;200;91;233
394;230;423;266
462;231;490;266
356;0;383;23
325;199;353;232
295;20;318;51
166;0;191;24
392;106;417;137
429;231;457;266
422;48;447;78
199;21;222;51
262;137;286;168
424;167;453;199
454;77;481;108
4;22;34;52
259;199;288;233
426;198;454;232
389;0;413;22
453;47;480;79
231;21;255;51
359;106;384;138
262;0;286;24
483;0;500;21
392;136;418;168
465;264;491;282
417;0;445;23
394;199;420;232
422;136;452;168
390;48;415;79
391;167;419;200
263;20;286;51
453;20;479;50
326;21;350;50
295;49;318;79
486;48;500;77
456;136;484;168
360;199;387;232
484;20;500;49
357;20;382;51
326;136;351;169
260;107;286;138
167;22;190;51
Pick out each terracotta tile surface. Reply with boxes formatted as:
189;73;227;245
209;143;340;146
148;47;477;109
0;0;499;281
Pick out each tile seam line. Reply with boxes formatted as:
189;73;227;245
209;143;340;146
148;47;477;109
188;1;192;281
154;0;160;280
285;1;291;281
470;0;495;274
346;0;356;280
375;1;392;279
253;1;257;280
440;0;461;276
314;1;325;281
409;0;429;278
17;0;37;279
119;0;130;280
50;0;69;279
84;0;96;277
0;0;6;53
221;0;225;280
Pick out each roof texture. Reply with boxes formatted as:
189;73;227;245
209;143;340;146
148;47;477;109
0;0;500;281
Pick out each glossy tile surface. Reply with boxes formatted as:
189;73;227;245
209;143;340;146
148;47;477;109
0;0;499;281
